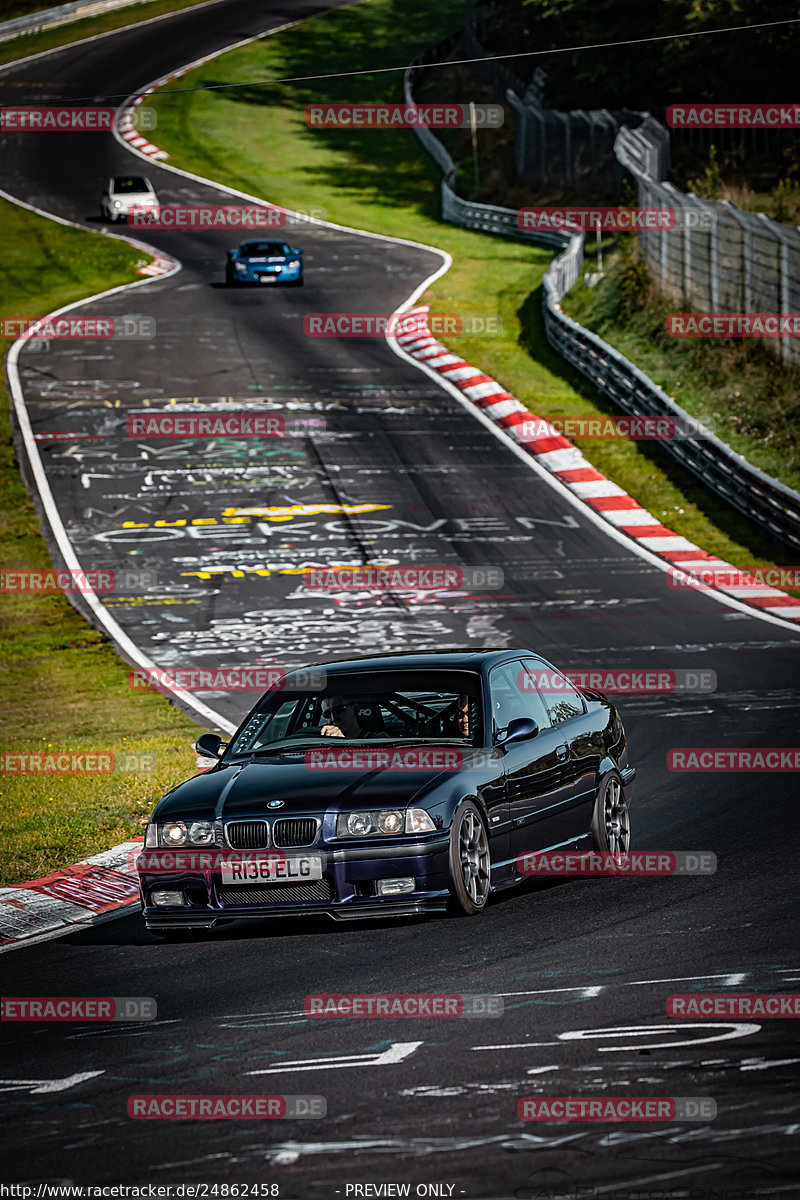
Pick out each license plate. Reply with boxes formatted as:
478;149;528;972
258;275;277;283
220;855;322;884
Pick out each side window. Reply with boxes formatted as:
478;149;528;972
524;660;585;726
489;662;551;735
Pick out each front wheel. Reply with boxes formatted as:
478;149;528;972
590;771;631;865
447;801;491;915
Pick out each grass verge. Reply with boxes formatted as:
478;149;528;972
0;198;203;886
147;0;800;582
0;0;215;68
562;238;800;493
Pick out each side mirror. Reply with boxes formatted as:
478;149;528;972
495;717;538;747
195;733;226;759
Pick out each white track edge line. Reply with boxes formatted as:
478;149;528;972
0;0;231;74
0;186;236;733
111;32;800;636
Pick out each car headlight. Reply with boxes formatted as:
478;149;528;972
188;820;215;845
338;810;402;838
145;820;217;847
377;810;403;834
234;261;247;271
336;809;435;837
112;200;123;208
287;260;301;269
162;821;187;846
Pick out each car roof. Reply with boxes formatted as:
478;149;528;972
299;649;539;675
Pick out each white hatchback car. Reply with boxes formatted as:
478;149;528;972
100;175;159;223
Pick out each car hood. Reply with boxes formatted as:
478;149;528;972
154;748;485;820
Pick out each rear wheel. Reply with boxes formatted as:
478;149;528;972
591;771;630;865
447;801;491;915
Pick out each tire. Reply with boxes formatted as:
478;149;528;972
590;771;631;866
447;801;491;916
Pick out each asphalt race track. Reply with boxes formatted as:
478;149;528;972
1;2;799;1195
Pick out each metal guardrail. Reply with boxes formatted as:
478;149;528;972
0;0;161;44
404;52;800;552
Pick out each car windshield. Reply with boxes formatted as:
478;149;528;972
227;669;483;758
113;177;149;193
240;241;290;256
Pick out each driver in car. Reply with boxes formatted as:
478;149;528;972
320;696;368;738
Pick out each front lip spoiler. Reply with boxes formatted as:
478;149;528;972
145;897;447;929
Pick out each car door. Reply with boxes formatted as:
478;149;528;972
523;659;598;843
488;661;576;863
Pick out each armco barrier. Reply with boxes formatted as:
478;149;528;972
0;0;163;44
404;50;800;553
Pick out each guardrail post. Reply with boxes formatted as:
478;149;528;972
759;215;796;366
720;200;753;312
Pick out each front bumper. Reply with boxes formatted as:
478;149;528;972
139;835;450;927
108;202;159;222
235;264;302;284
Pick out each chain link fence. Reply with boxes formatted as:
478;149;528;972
616;124;800;367
403;47;800;551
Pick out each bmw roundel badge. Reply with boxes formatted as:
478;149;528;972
267;800;284;809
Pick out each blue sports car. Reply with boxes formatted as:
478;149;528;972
138;650;636;938
225;239;303;286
